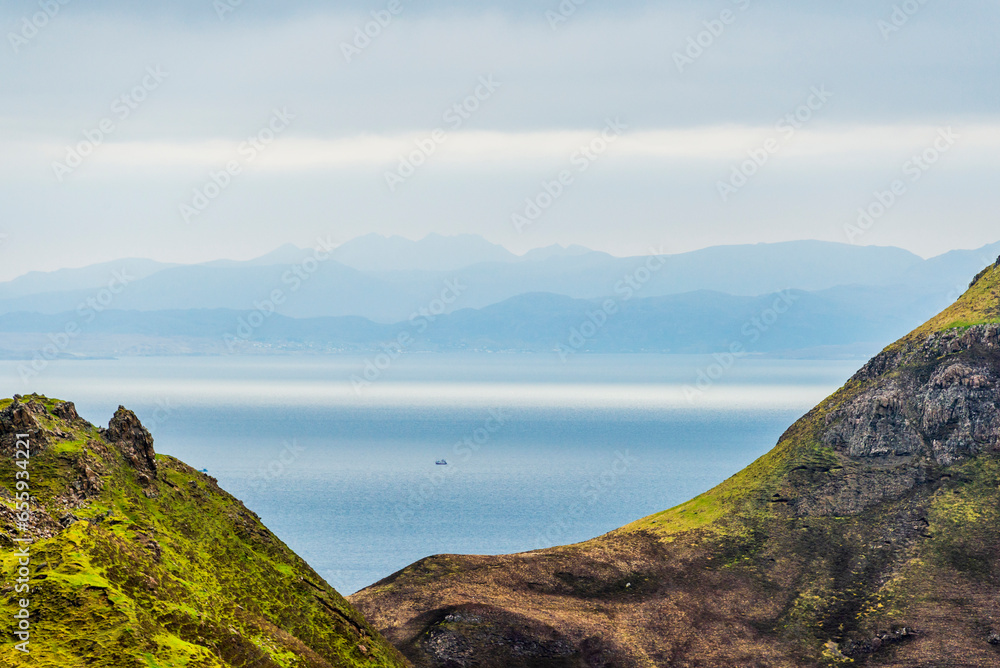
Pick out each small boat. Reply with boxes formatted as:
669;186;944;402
435;459;448;466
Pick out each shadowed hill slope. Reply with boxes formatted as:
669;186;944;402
351;258;1000;667
0;397;408;667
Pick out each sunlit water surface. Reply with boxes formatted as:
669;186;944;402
2;354;860;594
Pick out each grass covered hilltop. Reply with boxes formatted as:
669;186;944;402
0;399;407;667
351;258;1000;668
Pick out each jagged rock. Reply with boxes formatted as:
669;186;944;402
75;463;103;497
52;401;80;421
105;406;157;480
824;326;1000;466
803;324;1000;515
0;398;46;456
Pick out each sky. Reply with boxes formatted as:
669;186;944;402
1;0;998;279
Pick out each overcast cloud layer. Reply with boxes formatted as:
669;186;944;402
1;0;998;279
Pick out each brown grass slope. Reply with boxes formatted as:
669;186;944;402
351;258;1000;668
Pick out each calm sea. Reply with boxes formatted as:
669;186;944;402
2;353;859;594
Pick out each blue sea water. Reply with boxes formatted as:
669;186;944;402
2;353;860;594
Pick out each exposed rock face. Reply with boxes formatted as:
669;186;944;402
798;324;1000;517
73;458;105;499
823;360;1000;466
52;400;80;421
418;605;580;667
0;397;47;456
105;405;157;480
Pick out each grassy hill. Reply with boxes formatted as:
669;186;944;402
350;259;1000;667
0;398;407;667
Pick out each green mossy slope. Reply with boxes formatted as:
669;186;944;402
0;397;407;668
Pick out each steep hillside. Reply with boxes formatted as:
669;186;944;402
351;258;1000;667
0;397;407;667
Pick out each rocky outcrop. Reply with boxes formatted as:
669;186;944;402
52;400;80;422
104;405;157;480
0;396;47;456
416;605;581;667
796;324;1000;517
823;354;1000;463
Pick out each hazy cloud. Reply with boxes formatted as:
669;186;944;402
0;0;998;278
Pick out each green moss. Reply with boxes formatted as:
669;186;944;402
49;438;89;456
0;396;406;667
924;458;1000;578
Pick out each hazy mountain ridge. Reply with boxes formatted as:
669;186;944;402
0;283;953;359
330;233;521;272
1;236;996;322
0;259;177;301
1;236;997;360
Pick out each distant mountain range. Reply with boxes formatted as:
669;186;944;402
1;234;998;359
